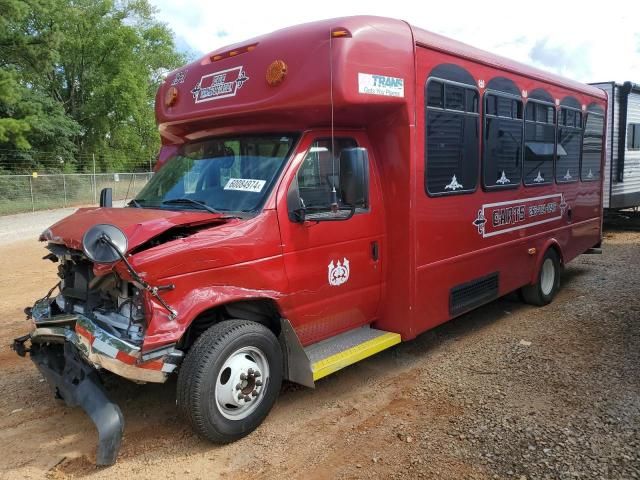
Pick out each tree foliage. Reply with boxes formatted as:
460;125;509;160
0;0;186;173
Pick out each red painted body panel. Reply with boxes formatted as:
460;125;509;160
40;16;606;354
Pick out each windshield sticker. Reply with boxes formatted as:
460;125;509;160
224;178;266;193
358;73;404;98
191;66;249;103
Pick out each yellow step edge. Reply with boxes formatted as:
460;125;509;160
311;332;402;381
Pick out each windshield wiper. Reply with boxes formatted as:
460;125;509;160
162;198;221;214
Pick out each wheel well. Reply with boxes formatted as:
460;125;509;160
547;243;564;266
178;299;282;351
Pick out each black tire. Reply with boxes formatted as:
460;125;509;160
177;319;283;443
521;248;561;306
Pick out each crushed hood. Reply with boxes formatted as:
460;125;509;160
41;207;228;253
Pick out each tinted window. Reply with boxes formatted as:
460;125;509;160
628;123;640;150
524;101;555;185
582;113;604;181
425;79;479;195
557;107;582;183
483;93;523;188
427;81;444;108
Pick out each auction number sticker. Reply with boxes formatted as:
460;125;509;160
224;178;266;193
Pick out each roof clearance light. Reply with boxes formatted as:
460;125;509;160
331;28;351;38
266;60;287;87
165;86;178;107
210;43;259;62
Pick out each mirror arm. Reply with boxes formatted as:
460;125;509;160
98;234;177;320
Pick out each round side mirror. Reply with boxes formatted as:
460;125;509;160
82;224;128;263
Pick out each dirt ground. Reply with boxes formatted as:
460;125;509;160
0;224;639;479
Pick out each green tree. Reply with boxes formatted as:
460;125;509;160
0;0;186;173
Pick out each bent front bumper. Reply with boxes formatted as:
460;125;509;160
23;311;183;383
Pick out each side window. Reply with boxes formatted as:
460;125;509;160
294;137;366;210
483;93;523;188
556;107;582;183
425;79;479;195
524;101;555;185
582;113;604;181
628;123;640;150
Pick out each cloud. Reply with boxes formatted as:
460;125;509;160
149;0;640;83
530;38;592;79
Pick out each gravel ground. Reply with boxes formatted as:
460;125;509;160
0;219;638;479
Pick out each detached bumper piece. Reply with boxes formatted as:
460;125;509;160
12;308;184;466
14;336;123;466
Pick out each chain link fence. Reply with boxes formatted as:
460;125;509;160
0;172;153;215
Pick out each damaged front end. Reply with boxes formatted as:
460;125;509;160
12;240;183;466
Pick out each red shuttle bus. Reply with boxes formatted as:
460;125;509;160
13;16;607;465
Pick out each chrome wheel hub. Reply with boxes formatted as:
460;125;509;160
215;346;269;420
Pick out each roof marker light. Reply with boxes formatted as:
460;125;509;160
331;28;351;38
210;43;259;62
266;60;287;86
165;86;178;107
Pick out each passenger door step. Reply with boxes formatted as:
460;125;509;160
304;326;401;381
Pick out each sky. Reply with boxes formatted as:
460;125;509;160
149;0;640;84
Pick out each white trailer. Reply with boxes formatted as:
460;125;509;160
589;81;640;209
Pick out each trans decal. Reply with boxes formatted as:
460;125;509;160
358;73;404;98
191;66;249;103
473;194;567;238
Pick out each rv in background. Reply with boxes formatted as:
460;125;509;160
590;82;640;210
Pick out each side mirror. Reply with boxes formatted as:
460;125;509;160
339;148;369;208
100;187;113;208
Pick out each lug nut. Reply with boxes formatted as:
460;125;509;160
255;380;263;387
238;393;244;401
254;371;261;378
252;390;258;397
235;383;242;391
248;368;254;375
244;395;251;402
240;373;247;381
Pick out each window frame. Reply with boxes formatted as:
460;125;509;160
523;98;556;187
482;89;524;191
581;111;605;182
287;136;371;219
424;76;480;197
556;105;583;184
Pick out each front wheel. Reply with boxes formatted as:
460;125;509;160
177;320;283;443
521;248;561;306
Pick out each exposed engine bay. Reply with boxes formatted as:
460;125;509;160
44;244;146;344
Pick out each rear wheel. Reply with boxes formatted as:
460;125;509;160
521;249;561;306
177;320;283;443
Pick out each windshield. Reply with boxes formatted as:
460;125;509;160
134;135;297;213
